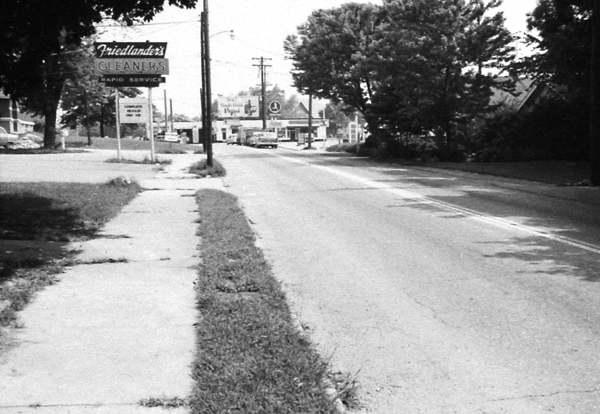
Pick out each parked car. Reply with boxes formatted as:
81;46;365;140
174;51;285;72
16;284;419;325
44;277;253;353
0;127;19;148
163;132;179;142
248;131;278;148
226;133;238;145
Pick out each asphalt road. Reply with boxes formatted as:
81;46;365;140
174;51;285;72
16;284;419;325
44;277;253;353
218;143;600;414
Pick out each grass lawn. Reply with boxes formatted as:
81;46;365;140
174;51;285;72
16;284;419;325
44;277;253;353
0;180;141;329
0;134;201;155
327;144;591;185
191;189;354;413
418;160;591;186
68;135;200;154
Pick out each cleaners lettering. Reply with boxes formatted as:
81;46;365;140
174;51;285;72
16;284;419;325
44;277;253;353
95;59;169;75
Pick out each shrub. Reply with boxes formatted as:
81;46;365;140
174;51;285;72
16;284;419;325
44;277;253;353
474;94;590;162
382;134;437;160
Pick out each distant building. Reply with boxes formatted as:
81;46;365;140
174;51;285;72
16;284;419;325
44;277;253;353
213;101;328;142
490;78;548;113
0;93;38;135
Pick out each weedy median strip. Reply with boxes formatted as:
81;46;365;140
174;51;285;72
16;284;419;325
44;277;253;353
191;189;339;414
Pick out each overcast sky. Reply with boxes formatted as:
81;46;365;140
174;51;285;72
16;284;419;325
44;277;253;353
99;0;537;118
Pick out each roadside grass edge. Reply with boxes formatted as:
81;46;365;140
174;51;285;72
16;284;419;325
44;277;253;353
191;189;342;413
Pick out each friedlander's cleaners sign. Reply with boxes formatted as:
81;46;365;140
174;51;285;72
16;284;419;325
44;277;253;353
94;42;169;85
95;42;167;58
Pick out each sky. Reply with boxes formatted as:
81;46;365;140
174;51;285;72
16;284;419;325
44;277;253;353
98;0;537;118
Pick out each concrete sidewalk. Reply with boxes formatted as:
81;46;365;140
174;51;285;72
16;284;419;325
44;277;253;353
0;153;224;413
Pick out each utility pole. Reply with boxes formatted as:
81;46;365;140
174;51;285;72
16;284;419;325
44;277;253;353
253;57;272;130
200;2;213;167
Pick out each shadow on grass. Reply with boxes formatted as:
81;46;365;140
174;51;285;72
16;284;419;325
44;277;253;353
0;192;96;242
0;181;141;329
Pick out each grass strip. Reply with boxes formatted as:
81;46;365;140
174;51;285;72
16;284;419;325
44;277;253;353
105;157;173;165
0;136;200;154
191;189;337;414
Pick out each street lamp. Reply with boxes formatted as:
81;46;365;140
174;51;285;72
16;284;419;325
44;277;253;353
211;30;234;40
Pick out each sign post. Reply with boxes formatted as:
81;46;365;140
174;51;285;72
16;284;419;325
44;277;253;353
115;89;122;161
148;88;155;162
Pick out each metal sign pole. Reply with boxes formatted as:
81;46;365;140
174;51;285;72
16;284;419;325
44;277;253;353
148;87;155;163
114;88;122;161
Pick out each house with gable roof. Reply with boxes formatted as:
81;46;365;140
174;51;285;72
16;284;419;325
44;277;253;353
490;78;549;113
0;92;38;136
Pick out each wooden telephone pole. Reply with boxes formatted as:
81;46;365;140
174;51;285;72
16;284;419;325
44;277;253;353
253;57;272;130
200;0;213;166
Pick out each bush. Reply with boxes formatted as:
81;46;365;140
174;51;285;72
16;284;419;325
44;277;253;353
474;94;590;162
431;145;468;162
381;134;437;160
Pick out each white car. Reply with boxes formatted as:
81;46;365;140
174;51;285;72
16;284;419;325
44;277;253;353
0;127;19;148
163;132;179;142
226;133;238;145
248;131;278;148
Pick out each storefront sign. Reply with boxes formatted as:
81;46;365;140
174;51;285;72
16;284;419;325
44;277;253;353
217;96;259;118
99;75;165;87
119;98;149;123
94;42;167;58
94;59;169;75
94;42;169;88
269;120;284;128
268;101;281;114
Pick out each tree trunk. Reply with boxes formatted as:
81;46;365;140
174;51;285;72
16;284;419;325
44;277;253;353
43;99;59;148
42;52;65;149
591;1;600;185
443;123;453;151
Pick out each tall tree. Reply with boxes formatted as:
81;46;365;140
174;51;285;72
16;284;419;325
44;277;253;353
285;0;513;146
522;0;598;183
370;0;514;145
323;101;359;137
522;0;592;94
592;0;600;184
284;3;381;124
0;0;197;148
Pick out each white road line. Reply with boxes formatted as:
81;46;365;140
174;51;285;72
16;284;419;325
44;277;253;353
279;154;600;255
